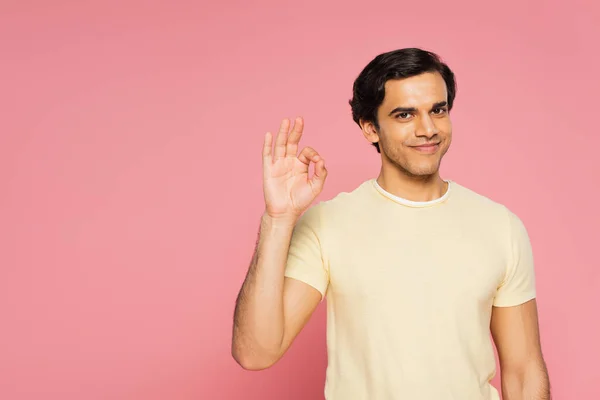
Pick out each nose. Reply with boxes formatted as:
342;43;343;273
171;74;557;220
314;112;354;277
416;115;439;139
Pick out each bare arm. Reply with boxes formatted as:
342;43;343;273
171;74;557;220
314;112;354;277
231;214;321;370
231;117;327;370
491;299;551;399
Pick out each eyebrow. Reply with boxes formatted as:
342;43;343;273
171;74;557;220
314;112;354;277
388;101;448;116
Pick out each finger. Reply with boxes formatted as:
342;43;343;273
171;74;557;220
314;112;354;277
286;116;304;156
262;131;273;163
297;146;319;166
273;118;290;159
310;159;327;190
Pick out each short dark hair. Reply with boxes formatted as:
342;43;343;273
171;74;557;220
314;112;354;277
349;48;457;153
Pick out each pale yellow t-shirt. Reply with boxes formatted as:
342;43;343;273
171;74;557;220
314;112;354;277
284;178;537;400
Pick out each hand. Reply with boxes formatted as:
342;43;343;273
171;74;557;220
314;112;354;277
262;117;327;220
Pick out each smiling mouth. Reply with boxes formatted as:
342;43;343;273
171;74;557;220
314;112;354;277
411;143;440;154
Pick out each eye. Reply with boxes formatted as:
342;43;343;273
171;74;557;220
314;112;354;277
432;108;447;115
395;112;412;119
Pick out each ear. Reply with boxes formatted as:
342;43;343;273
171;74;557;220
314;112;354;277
360;119;380;146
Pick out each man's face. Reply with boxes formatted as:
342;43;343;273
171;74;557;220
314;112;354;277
363;72;452;177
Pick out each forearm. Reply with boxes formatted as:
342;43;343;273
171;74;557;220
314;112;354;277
502;361;551;400
232;213;297;368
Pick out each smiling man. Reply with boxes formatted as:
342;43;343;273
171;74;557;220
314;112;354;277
232;48;550;399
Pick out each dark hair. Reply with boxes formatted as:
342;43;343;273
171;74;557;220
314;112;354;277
349;47;457;153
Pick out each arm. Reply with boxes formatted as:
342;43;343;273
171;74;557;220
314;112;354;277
231;116;328;370
490;208;550;398
231;214;322;370
491;299;551;399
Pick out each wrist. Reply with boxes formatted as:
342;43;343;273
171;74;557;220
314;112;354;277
261;211;298;229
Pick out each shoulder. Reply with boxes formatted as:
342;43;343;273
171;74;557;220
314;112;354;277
316;179;373;213
298;179;374;227
449;181;530;238
450;181;516;218
451;181;502;208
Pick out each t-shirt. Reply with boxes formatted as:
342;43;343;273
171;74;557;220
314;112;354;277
284;178;537;400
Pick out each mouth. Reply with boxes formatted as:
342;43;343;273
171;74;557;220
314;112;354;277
410;143;440;154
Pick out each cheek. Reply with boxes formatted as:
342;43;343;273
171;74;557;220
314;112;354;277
445;129;453;144
439;119;452;136
436;120;452;142
381;123;413;145
444;128;452;141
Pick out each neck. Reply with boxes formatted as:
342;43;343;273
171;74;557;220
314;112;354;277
376;168;448;203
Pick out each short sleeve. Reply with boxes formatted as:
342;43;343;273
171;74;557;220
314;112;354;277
283;203;329;300
493;209;537;307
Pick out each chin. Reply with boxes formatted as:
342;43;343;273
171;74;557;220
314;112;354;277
408;169;438;177
384;149;443;177
403;162;441;176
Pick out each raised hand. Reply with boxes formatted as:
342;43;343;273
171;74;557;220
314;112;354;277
262;117;327;220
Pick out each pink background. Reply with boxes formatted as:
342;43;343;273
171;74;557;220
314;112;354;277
1;1;598;399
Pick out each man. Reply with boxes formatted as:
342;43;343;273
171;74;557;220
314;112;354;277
232;48;550;399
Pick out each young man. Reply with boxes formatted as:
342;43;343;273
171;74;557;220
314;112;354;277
232;48;550;399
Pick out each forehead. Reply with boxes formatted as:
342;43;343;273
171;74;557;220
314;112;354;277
381;72;448;108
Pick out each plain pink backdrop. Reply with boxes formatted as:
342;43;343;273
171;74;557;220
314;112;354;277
1;1;598;399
